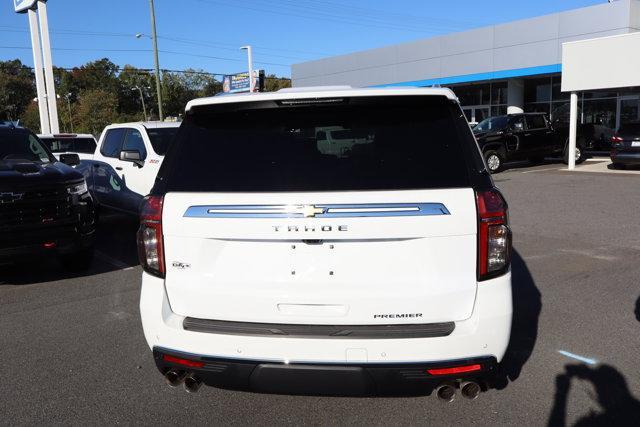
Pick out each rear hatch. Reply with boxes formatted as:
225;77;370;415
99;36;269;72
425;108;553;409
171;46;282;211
618;124;640;151
159;94;485;325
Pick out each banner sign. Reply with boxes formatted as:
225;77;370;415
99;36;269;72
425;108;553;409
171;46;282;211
14;0;40;13
222;70;265;93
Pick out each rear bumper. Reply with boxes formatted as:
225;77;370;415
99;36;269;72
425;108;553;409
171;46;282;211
140;271;512;393
153;347;496;395
611;151;640;165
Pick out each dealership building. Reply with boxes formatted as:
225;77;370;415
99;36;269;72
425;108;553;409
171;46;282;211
292;0;640;135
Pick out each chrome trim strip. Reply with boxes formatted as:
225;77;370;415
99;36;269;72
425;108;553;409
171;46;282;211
184;203;450;218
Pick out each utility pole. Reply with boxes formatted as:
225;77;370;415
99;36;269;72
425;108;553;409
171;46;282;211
65;93;73;133
241;45;255;92
132;86;148;121
148;0;163;121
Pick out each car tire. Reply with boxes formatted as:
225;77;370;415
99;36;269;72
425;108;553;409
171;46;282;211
609;162;626;170
60;247;94;272
563;140;586;165
484;150;503;174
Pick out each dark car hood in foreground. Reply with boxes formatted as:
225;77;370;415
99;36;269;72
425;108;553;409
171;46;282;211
0;159;83;189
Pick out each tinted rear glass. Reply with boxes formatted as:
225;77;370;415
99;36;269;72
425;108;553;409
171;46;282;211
147;127;179;155
40;137;96;154
0;130;53;163
618;123;640;136
474;116;509;132
526;115;547;129
160;96;473;192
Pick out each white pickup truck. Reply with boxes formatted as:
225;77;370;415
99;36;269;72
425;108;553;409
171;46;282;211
75;121;180;215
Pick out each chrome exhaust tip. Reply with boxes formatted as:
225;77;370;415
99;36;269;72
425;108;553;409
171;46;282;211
435;383;456;403
183;374;202;393
460;381;481;400
164;370;185;387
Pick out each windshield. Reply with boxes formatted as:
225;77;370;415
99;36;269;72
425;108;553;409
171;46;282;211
146;127;179;155
40;137;96;154
159;96;475;192
0;129;53;163
474;116;509;133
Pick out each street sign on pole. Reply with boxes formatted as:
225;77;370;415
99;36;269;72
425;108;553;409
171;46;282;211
37;0;59;133
14;0;40;13
27;8;49;133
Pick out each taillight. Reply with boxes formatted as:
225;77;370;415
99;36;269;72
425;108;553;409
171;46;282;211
476;189;511;281
427;364;482;376
611;135;623;146
137;195;165;277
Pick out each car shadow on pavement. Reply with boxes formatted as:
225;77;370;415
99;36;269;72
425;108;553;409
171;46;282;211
490;249;541;390
0;211;140;286
547;364;640;426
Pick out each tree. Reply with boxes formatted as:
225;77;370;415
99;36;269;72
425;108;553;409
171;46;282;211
264;74;291;92
75;89;118;136
0;59;35;121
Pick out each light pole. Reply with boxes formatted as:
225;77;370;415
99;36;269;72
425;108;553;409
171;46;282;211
132;86;148;121
138;0;163;121
240;45;255;93
65;93;73;133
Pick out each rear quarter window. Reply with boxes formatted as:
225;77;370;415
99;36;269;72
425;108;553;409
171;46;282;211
157;96;485;193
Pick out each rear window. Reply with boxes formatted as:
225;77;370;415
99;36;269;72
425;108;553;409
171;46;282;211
160;96;475;192
526;115;547;130
147;127;179;155
40;137;96;154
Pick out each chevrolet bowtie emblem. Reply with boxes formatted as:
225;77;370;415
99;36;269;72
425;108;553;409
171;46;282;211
299;205;325;218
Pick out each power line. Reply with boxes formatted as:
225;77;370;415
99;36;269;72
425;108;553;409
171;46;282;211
3;62;291;80
0;45;289;67
193;0;466;34
0;25;332;57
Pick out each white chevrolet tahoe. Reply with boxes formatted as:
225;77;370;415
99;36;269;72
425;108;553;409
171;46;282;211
138;87;513;399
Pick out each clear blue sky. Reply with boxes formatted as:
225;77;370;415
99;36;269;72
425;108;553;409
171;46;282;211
1;0;603;78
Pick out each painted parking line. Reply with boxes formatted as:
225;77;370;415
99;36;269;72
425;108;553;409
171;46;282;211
521;167;562;173
558;350;598;365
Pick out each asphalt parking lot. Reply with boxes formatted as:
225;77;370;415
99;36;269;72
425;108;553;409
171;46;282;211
1;158;640;425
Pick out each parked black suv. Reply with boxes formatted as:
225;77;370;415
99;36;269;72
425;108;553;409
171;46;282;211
0;122;96;270
473;113;587;173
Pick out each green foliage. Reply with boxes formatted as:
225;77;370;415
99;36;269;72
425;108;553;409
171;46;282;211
264;74;292;92
75;89;119;136
0;58;290;135
0;60;36;121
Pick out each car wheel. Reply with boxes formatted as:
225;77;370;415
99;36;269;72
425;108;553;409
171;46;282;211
562;142;586;165
60;247;94;272
484;150;503;174
609;162;626;170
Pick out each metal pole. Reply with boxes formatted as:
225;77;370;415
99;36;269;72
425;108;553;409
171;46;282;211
134;87;148;121
149;0;163;120
37;0;59;133
241;46;255;92
27;8;49;134
66;94;73;133
568;91;578;170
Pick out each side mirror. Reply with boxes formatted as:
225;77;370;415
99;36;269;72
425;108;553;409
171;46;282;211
59;153;80;167
119;150;144;167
